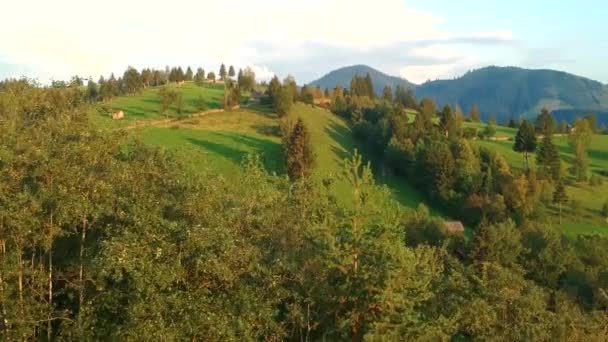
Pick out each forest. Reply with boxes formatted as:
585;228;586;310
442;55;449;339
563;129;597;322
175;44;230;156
1;68;608;341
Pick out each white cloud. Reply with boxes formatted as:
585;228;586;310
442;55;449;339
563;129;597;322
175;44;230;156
0;0;511;82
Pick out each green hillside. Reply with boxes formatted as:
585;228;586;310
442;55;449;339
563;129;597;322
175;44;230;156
90;83;429;210
89;82;224;129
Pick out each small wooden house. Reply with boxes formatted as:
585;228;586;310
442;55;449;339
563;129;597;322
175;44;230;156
444;221;465;235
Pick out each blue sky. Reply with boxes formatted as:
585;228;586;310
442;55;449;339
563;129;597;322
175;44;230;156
0;0;606;84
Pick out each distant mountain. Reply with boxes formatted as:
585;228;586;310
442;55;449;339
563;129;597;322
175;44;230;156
313;65;608;123
415;66;608;122
309;65;415;96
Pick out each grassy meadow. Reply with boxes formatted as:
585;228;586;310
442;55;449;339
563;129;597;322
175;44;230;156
90;82;607;237
89;82;224;129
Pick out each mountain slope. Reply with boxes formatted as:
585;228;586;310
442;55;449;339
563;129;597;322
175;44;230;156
415;66;608;121
313;65;608;123
310;65;415;95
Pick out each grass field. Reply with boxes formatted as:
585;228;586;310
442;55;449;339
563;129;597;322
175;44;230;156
89;82;224;129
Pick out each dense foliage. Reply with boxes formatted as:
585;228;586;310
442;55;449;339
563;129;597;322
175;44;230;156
0;79;607;340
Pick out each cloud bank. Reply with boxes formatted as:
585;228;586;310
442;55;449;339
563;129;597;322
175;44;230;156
1;0;527;83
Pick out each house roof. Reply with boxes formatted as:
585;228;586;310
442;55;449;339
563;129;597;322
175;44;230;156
444;221;465;234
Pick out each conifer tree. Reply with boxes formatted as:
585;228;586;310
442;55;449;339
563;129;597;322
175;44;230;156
228;65;235;78
382;86;393;101
553;181;568;224
535;108;555;135
219;63;227;81
536;133;561;181
513;120;537;171
185;66;193;81
284;118;315;180
469;104;481;122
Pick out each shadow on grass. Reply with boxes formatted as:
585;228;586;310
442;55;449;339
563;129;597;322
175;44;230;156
185;132;283;174
246;103;279;118
324;121;355;162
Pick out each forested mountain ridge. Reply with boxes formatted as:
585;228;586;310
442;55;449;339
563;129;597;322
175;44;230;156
416;66;608;121
310;64;415;96
313;65;608;122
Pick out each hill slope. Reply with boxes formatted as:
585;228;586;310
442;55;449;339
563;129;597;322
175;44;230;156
310;65;415;96
416;66;608;121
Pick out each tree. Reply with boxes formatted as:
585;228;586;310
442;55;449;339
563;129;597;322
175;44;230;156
508;117;518;128
513;120;537;171
483;121;496;139
535;108;555;135
273;86;293;117
584;112;597;132
568;118;593;182
176;66;185;83
86;79;98;102
469;104;481;122
207;71;216;82
381;86;393;101
553;181;568;224
228;65;235;78
284;118;315;180
395;85;416;108
185;66;193;81
194;67;206;86
267;76;281;101
219;63;227;81
158;86;177;117
536;133;561;181
122;66;143;94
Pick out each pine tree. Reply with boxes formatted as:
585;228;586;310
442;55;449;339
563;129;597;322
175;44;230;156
185;66;194;81
176;66;185;83
228;65;235;78
284;118;315;180
382;86;393;101
553;181;568;224
469;104;481;122
219;63;227;81
535;108;555;135
513;120;537;171
536;133;561;181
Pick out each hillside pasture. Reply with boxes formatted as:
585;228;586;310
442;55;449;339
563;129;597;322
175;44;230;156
89;82;224;129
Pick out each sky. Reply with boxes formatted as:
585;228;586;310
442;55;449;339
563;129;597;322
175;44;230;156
0;0;606;84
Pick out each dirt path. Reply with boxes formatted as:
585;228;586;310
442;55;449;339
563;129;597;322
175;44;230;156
123;108;227;130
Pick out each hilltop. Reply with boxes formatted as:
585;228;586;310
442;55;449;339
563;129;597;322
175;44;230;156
310;64;415;95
